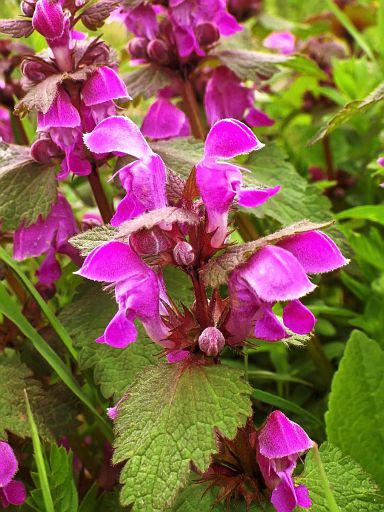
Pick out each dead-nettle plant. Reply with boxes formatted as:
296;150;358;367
0;1;352;512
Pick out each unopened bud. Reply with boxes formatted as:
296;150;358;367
130;227;171;256
21;0;36;17
32;0;65;40
128;37;149;60
21;59;47;82
198;327;225;357
31;134;61;163
195;22;220;47
147;39;170;65
173;241;195;266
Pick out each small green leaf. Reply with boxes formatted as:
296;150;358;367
150;138;204;178
70;224;118;256
326;330;384;489
299;443;384;511
124;65;171;99
0;142;57;230
59;283;159;400
309;81;384;144
336;205;384;226
114;362;252;511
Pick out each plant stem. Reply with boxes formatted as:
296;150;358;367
235;212;259;241
244;347;249;383
322;135;335;181
180;77;206;140
191;270;210;328
88;165;114;224
10;112;29;146
306;335;334;389
312;443;340;512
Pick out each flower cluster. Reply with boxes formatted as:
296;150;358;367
16;0;129;179
78;116;347;363
0;441;26;508
202;411;313;512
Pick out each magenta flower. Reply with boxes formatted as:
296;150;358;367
141;98;191;140
78;240;169;348
0;107;14;143
263;31;296;55
0;441;26;508
84;115;167;226
256;411;313;512
196;118;280;247
13;194;79;285
225;230;348;343
205;67;274;128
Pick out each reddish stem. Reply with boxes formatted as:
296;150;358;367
87;165;114;224
179;77;206;140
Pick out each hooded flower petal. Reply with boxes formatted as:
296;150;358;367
141;99;191;140
0;442;18;488
84;115;152;160
283;300;316;335
204;118;263;160
97;309;138;348
37;89;80;129
271;477;312;512
239;246;316;302
258;411;313;459
82;66;130;106
78;241;146;283
278;230;348;274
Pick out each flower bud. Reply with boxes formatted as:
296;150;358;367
21;0;37;17
127;37;149;60
198;327;226;357
32;0;65;41
31;134;61;163
130;227;172;256
147;39;170;65
21;59;47;82
195;22;220;47
173;241;195;266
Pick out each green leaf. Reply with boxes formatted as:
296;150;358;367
309;81;384;144
336;205;384;226
59;283;159;400
25;390;55;512
168;481;223;512
326;330;384;489
69;224;118;256
0;350;78;439
124;65;171;99
244;144;333;225
28;444;78;512
0;142;57;230
114;362;252;511
299;443;384;511
150;138;204;178
162;266;194;306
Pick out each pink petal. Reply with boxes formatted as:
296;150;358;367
271;479;311;512
204;118;264;160
259;411;313;459
166;350;190;362
77;241;145;282
245;107;275;128
36;249;61;285
37;89;80;128
82;66;130;106
98;310;137;348
278;231;349;274
0;442;18;487
32;0;65;40
254;305;286;341
2;480;26;506
141;99;191;140
283;300;316;335
238;185;280;208
242;246;316;302
84;116;152;159
263;31;296;55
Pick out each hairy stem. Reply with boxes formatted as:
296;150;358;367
180;77;206;140
191;271;210;328
88;165;114;224
322;136;335;181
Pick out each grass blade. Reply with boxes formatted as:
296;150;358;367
0;247;78;361
0;281;112;441
24;390;55;512
252;388;322;426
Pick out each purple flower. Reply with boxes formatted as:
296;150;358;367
196;118;280;247
141;98;191;140
77;240;170;348
13;194;79;285
225;230;348;343
0;107;14;143
0;441;26;508
205;67;274;128
84;115;167;226
256;411;313;512
263;31;296;55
